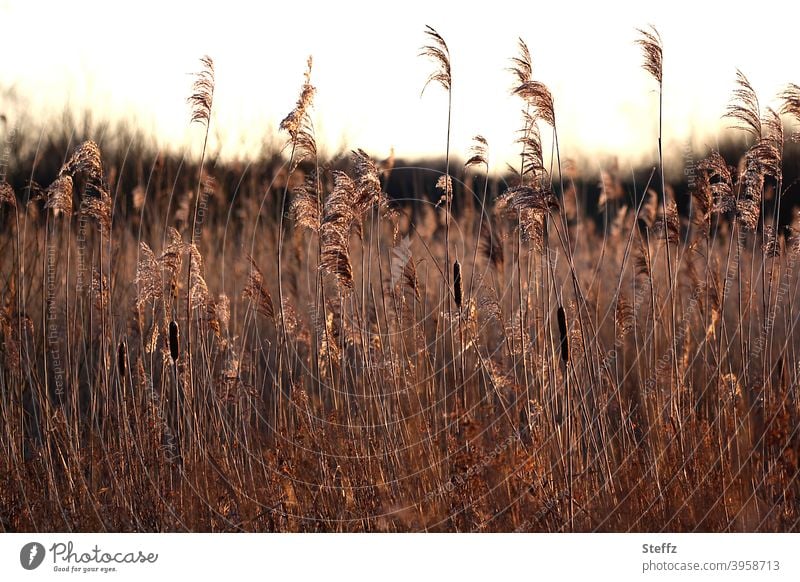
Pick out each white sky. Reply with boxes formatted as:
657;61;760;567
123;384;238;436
1;0;798;170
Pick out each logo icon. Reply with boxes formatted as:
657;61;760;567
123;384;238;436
20;542;46;570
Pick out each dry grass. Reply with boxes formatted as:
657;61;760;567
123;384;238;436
0;28;799;533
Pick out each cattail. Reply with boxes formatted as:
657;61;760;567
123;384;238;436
169;320;180;363
117;341;127;378
557;305;569;363
453;260;462;310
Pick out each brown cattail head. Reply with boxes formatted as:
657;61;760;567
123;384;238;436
117;340;127;379
557;305;569;363
453;260;463;310
169;320;180;363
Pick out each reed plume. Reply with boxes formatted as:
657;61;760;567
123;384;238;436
419;25;451;94
188;55;214;127
0;181;15;208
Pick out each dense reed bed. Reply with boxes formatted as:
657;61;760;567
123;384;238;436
0;28;799;532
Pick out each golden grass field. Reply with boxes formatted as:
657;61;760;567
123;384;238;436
0;27;799;532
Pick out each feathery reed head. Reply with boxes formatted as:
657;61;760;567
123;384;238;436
724;70;761;139
781;83;800;141
64;140;103;186
420;25;451;94
169;320;180;363
290;173;321;232
81;183;112;235
242;256;276;322
509;38;532;87
280;57;317;170
513;81;555;127
188;55;215;127
280;56;315;139
45;175;74;217
465;135;489;169
319;170;356;291
635;25;662;85
0;181;15;208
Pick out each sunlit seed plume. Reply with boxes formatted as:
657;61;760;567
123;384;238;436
762;225;780;257
90;268;109;311
45;175;74;217
509;38;532;87
64;140;103;186
242;256;276;322
0;181;15;208
479;217;504;270
615;295;634;340
290;174;321;233
188;55;215;127
697;151;734;214
515;111;545;178
420;25;451;94
280;56;315;139
187;244;209;309
81;184;112;235
280;57;317;172
161;227;186;284
135;242;163;309
435;174;453;207
513;81;555;127
781;83;800;142
635;26;662;86
639;188;658;229
319;170;356;291
725;70;761;139
465;135;489;169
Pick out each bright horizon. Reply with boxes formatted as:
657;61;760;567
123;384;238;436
1;0;798;172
